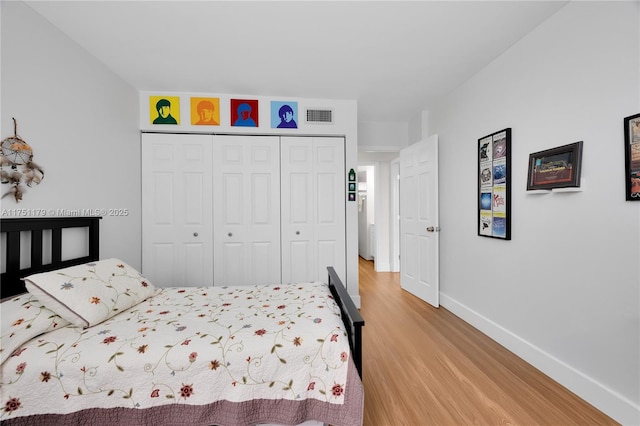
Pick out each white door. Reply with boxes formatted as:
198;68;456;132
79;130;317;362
281;137;346;283
141;133;213;287
213;135;281;286
399;135;439;307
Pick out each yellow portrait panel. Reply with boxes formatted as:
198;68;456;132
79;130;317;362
149;96;180;125
191;97;220;126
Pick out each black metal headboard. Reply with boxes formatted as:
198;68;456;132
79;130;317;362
1;217;101;298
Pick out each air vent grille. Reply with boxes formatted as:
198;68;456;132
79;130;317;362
306;109;333;124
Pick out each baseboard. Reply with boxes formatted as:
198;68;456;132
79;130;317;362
351;294;361;309
374;262;391;272
440;293;640;425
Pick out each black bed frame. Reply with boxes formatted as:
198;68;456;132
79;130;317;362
328;266;365;378
1;217;101;298
0;216;365;377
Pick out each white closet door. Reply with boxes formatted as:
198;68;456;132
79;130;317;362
281;137;345;283
141;133;213;287
213;135;281;286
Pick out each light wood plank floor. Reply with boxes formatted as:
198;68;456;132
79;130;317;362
358;257;617;425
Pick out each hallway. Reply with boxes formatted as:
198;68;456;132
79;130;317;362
357;257;616;425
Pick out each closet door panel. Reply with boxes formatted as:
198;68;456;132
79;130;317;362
184;173;205;224
220;242;244;284
281;137;345;283
317;240;340;280
289;173;311;223
286;240;312;283
185;243;206;285
252;242;277;284
150;244;174;283
223;174;243;224
142;133;213;287
252;174;273;224
152;172;173;224
317;173;338;222
281;142;314;283
213;135;280;286
313;138;346;281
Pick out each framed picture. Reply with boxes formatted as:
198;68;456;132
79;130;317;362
348;182;356;191
478;128;511;240
149;95;180;125
624;113;640;201
526;141;583;190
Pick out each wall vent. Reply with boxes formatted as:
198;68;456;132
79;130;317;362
306;108;333;124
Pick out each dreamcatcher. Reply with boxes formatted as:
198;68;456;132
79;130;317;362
1;118;44;202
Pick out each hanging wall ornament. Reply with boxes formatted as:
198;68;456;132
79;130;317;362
1;118;44;202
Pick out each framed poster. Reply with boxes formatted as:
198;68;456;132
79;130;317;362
271;101;298;129
478;128;511;240
624;113;640;201
191;97;220;126
149;95;180;125
526;141;583;190
230;99;259;127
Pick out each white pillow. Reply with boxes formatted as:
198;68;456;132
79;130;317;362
23;258;158;328
1;293;70;365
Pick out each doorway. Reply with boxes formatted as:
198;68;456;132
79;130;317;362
357;151;400;273
357;165;375;261
358;137;439;307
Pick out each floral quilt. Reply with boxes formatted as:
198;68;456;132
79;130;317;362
1;282;352;421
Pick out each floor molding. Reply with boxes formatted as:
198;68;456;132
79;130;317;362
440;293;640;425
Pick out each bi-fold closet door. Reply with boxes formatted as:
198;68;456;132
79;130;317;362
280;137;346;284
212;135;281;286
141;133;213;288
142;133;345;287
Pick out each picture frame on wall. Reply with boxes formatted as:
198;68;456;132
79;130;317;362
623;113;640;201
526;141;583;191
478;128;511;240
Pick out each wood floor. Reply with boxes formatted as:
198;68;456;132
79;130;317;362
358;257;618;426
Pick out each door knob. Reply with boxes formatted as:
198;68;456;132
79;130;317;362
193;232;199;237
228;232;233;237
295;231;300;235
426;226;441;232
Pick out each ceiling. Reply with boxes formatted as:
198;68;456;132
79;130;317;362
24;1;568;123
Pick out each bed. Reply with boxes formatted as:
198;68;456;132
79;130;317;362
0;217;364;426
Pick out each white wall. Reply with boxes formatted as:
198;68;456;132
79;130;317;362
408;110;430;144
358;120;409;151
430;2;639;423
1;2;141;268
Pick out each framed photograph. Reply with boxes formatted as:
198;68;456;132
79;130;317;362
526;141;583;190
478;128;511;240
348;182;356;191
624;113;640;201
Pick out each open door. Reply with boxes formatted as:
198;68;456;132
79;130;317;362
399;135;439;307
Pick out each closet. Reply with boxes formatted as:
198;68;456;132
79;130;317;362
141;133;346;287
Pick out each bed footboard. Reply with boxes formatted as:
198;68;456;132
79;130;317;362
327;266;364;378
